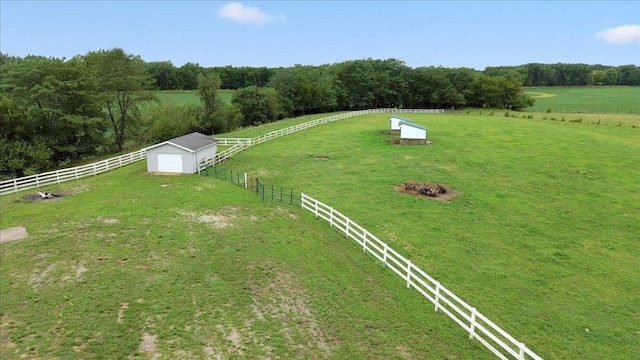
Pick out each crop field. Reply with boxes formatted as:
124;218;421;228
524;86;640;114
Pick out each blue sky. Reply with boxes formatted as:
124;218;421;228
1;1;639;69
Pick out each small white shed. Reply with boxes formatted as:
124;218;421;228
390;115;409;131
144;132;218;174
399;119;427;140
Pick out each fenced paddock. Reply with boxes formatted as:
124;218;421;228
0;150;146;196
300;193;543;360
200;108;443;170
202;166;300;205
1;108;442;196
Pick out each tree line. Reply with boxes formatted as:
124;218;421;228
144;59;640;90
1;48;636;179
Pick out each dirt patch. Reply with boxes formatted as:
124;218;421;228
0;226;28;243
247;264;334;357
312;155;330;160
117;303;129;323
139;332;160;360
391;138;432;145
16;192;66;203
179;208;240;229
397;182;457;202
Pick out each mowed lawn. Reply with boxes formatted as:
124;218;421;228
524;86;640;114
1;162;493;359
218;112;640;359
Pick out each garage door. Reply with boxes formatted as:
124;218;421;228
157;153;183;173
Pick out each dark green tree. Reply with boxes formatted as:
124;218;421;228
84;48;156;152
0;55;106;166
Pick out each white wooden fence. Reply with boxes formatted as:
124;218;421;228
0;150;146;196
200;108;444;169
300;193;543;360
0;108;443;195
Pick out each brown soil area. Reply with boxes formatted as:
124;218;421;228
397;181;457;202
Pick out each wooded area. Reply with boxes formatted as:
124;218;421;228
1;48;638;179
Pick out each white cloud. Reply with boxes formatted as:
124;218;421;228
596;25;640;44
217;2;274;25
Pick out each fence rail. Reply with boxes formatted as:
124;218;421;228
300;193;543;360
214;138;254;146
202;166;300;205
200;108;444;170
0;149;146;196
1;108;443;196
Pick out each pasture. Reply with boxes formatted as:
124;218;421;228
524;86;640;114
217;112;640;359
1;162;492;359
2;93;640;359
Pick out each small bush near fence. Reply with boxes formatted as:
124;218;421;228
202;166;300;205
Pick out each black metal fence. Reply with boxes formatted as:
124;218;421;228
201;166;300;205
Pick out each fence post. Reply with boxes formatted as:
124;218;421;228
382;244;388;267
469;307;477;340
13;179;18;192
244;173;248;188
434;282;441;312
362;230;367;253
406;261;412;288
345;217;350;238
329;207;334;227
314;199;319;218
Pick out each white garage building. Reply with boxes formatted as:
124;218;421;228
145;132;218;174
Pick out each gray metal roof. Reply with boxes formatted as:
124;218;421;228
390;115;413;122
145;132;218;152
399;119;427;131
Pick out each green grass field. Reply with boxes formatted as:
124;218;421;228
151;90;234;105
3;112;638;359
1;162;494;359
216;112;640;359
524;86;640;114
3;88;640;359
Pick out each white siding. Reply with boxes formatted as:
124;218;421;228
400;125;426;139
390;116;402;130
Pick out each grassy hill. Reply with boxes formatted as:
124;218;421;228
1;162;492;359
216;112;640;359
2;107;639;358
